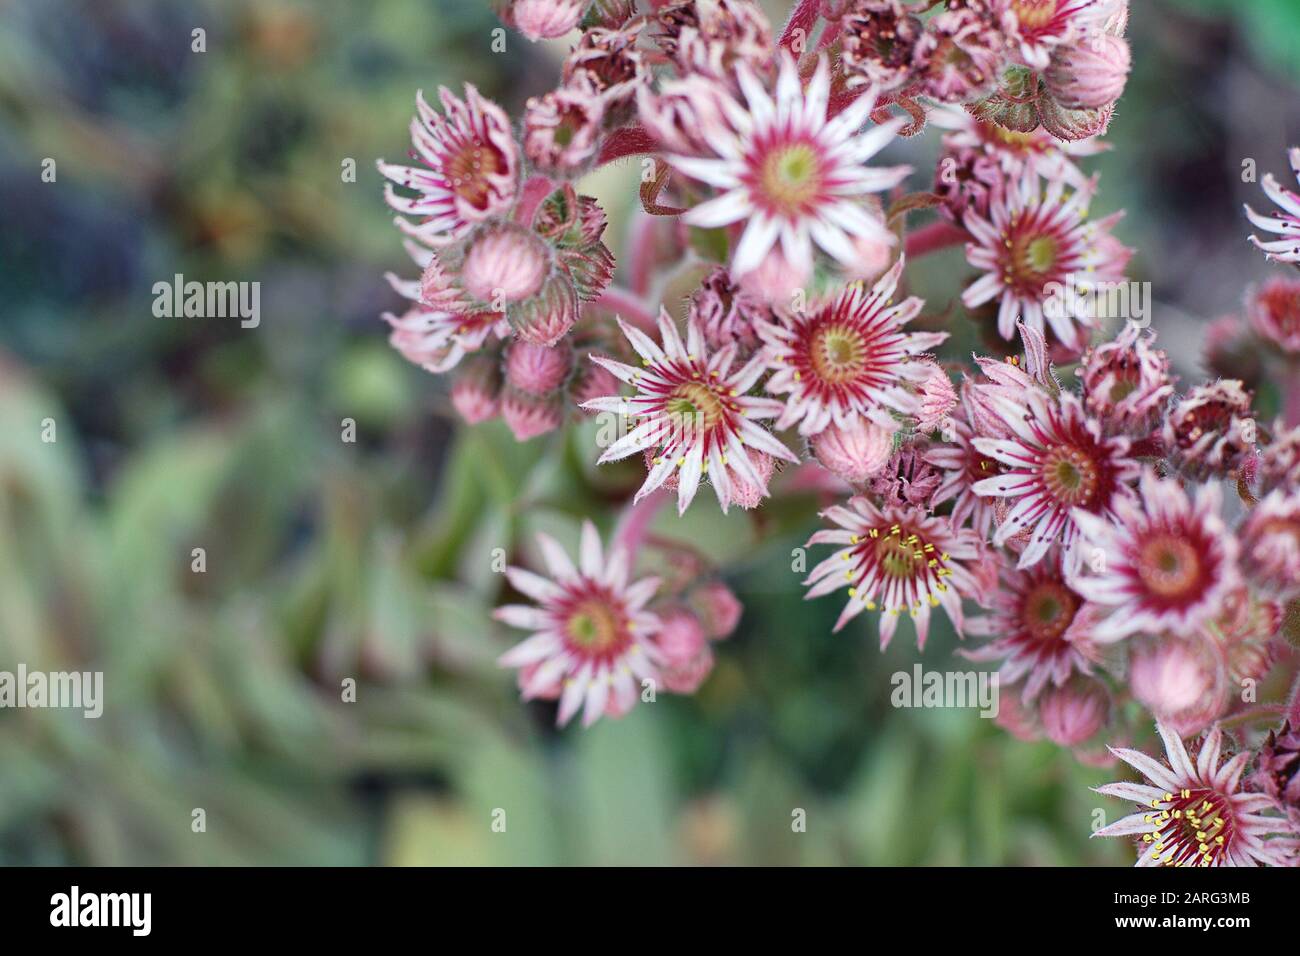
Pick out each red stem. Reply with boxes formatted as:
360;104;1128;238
1285;368;1300;427
778;0;823;53
627;214;659;298
904;221;967;258
595;286;657;331
513;176;555;227
613;489;670;556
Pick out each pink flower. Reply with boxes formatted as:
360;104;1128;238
523;75;607;176
1162;380;1256;479
1093;722;1300;866
964;551;1099;700
689;266;768;353
660;52;910;284
378;87;519;245
913;6;1006;103
495;521;662;727
382;279;508;374
1244;147;1300;264
1239;489;1300;599
970;386;1139;568
867;443;945;508
925;408;999;540
1068;470;1240;642
930;104;1106;189
1247;276;1300;356
839;0;926;93
803;498;982;649
581;311;797;515
997;0;1100;71
1255;722;1300;828
654;0;775;84
758;259;948;436
962;169;1130;351
1077;324;1175;433
562;23;647;111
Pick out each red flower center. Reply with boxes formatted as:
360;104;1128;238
1020;577;1079;643
1135;532;1203;601
1144;787;1235;867
446;140;504;211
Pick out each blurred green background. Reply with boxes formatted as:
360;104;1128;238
1;0;1297;866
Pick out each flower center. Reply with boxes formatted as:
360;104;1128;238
808;323;868;384
1143;787;1234;867
876;532;921;579
666;382;727;431
1257;283;1300;335
1040;443;1099;507
1004;217;1065;295
1011;0;1061;32
565;597;628;655
757;142;824;217
446;140;503;211
1021;579;1079;643
1136;533;1202;600
986;122;1040;153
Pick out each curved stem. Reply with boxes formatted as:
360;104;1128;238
904;221;967;258
595;286;657;331
513;176;555;227
597;125;658;167
613;490;669;556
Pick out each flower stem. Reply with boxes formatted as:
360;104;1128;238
595;286;657;331
904;221;967;258
613;489;669;556
513;176;555;227
779;0;823;54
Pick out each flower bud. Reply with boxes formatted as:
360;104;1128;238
810;418;895;485
690;581;743;640
912;360;958;432
510;272;580;347
1038;680;1108;747
451;354;503;424
1044;34;1131;110
461;225;550;304
510;0;585;41
505;340;572;396
500;385;564;440
653;608;715;695
1128;636;1221;737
